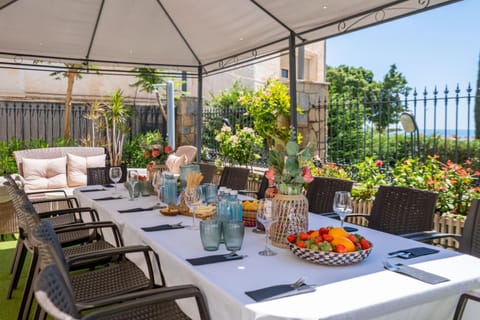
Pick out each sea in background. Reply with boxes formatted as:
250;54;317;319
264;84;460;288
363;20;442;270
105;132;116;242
420;129;476;140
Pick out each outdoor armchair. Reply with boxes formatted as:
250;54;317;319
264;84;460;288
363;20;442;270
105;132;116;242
410;198;480;257
238;174;270;200
30;220;171;319
345;185;438;236
34;263;211;320
218;166;250;191
306;177;354;214
199;163;217;184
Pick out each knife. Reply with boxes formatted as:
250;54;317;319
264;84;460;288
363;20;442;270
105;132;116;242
261;285;316;301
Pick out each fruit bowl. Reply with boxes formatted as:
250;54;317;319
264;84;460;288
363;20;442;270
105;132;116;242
288;243;373;265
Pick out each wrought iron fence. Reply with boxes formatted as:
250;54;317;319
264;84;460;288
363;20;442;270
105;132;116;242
313;84;479;168
0;101;164;145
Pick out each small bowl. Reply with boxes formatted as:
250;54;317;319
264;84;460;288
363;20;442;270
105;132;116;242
288;243;373;265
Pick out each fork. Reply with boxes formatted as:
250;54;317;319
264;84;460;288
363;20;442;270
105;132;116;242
290;277;305;288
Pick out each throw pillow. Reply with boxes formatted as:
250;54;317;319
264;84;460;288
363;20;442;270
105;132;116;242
67;153;106;187
22;157;67;191
165;154;187;174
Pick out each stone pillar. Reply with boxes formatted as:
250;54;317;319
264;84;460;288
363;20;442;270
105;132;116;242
296;80;328;162
175;96;198;147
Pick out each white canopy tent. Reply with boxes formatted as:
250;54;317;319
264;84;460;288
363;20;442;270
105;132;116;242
0;0;462;158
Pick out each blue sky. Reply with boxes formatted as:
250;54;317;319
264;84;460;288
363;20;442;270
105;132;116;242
325;0;478;131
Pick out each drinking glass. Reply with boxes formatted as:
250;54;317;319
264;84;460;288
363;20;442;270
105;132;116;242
333;191;352;228
257;199;277;256
199;220;222;251
109;166;122;194
184;187;201;230
223;220;245;251
127;170;139;201
151;171;164;204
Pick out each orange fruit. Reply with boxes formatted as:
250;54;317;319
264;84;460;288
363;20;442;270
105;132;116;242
331;237;356;252
309;231;319;239
328;227;350;239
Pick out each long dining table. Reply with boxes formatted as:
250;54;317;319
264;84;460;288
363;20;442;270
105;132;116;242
74;186;480;320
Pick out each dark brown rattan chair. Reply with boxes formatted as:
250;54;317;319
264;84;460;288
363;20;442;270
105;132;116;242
239;174;270;199
306;177;354;214
34;263;211;320
349;185;438;236
218;166;250;191
199;163;217;184
411;198;480;257
29;220;172;319
87;165;127;185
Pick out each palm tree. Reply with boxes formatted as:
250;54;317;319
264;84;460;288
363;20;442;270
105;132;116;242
104;89;130;166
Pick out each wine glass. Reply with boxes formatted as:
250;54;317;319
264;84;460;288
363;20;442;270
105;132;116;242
109;167;122;194
333;191;352;228
127;170;139;201
257;199;277;256
184;187;201;230
151;171;164;205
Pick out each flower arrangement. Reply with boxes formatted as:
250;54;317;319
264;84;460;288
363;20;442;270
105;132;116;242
215;124;264;166
309;161;350;180
268;141;314;195
141;131;172;165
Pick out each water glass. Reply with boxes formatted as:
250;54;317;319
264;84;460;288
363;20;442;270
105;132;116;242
223;220;245;251
333;191;352;228
200;220;222;251
127;170;139;201
203;183;218;204
109;166;122;194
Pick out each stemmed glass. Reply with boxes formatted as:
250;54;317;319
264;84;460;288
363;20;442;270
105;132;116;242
184;187;201;230
257;199;277;256
109;167;122;194
127;170;139;201
151;171;164;205
333;191;352;228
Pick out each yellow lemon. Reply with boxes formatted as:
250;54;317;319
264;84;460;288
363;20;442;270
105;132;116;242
328;227;350;239
331;237;356;252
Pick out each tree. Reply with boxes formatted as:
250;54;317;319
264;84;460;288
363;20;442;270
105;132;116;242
130;67;167;121
475;53;480;139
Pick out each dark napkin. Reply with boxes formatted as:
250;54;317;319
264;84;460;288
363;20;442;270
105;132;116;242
344;226;358;233
118;207;154;213
103;184;114;188
80;188;106;193
245;284;315;302
187;253;243;266
141;224;185;232
388;247;439;259
93;196;122;201
386;263;449;284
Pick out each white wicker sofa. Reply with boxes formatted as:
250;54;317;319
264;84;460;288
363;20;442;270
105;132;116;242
13;147;106;194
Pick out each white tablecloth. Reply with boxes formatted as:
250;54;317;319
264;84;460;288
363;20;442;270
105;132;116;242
75;186;480;320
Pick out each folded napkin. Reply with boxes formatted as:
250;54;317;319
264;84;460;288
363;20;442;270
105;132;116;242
118;207;154;213
245;284;315;302
103;184;114;188
388;247;439;259
80;188;106;193
343;226;358;233
187;253;243;266
141;224;185;232
385;263;449;284
93;196;122;201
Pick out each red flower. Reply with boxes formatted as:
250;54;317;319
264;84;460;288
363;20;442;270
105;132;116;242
265;168;276;185
151;149;160;157
403;160;409;165
375;160;383;167
144;151;151;159
465;159;472;165
164;145;173;154
427;178;434;185
302;166;314;183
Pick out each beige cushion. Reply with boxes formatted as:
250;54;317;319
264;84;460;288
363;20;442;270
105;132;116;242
22;157;67;191
67;153;106;187
165;154;187;174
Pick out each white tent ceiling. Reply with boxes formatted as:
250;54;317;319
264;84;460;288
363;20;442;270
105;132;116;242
0;0;462;75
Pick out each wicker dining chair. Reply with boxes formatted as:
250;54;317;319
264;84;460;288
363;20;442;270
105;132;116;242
29;220;169;319
199;163;217;184
87;165;127;185
34;263;211;320
411;198;480;257
348;185;438;236
218;166;250;191
239;174;270;200
306;177;354;214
